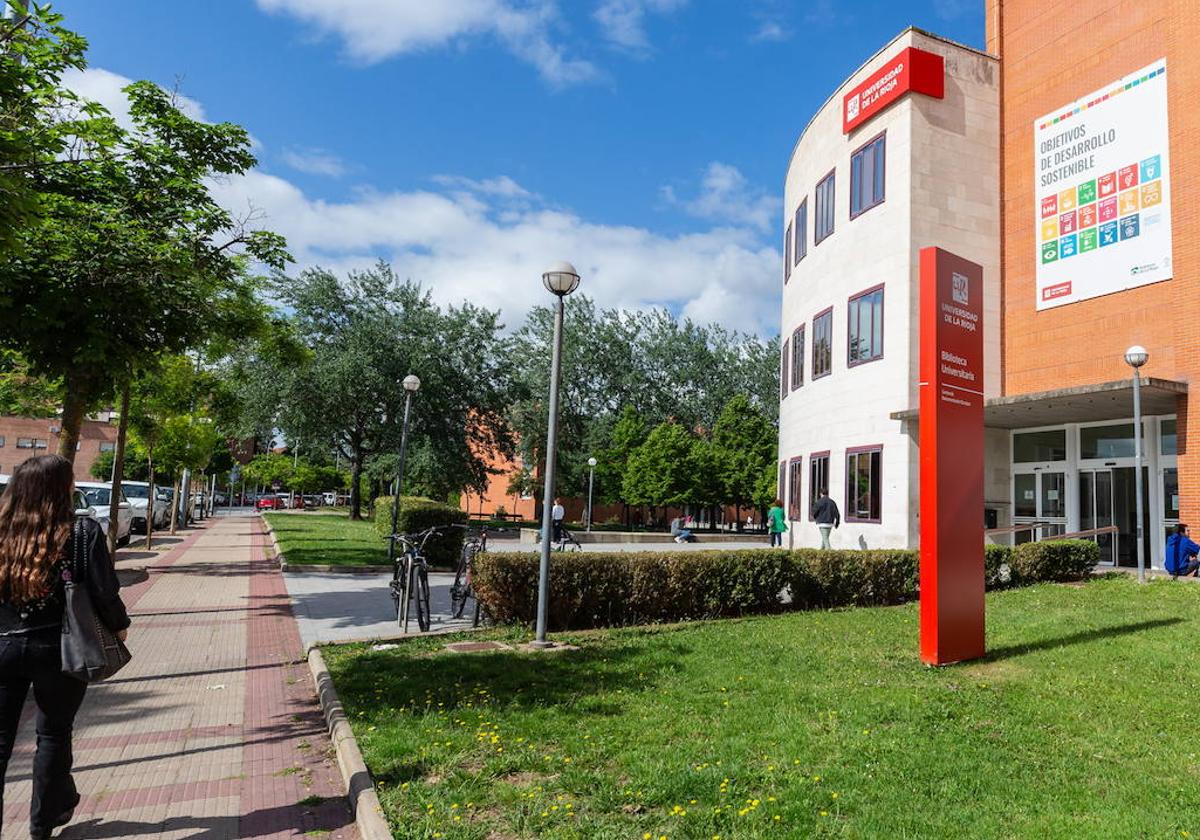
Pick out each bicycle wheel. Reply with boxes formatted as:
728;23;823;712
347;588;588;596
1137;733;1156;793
449;548;471;619
389;559;406;621
414;565;432;632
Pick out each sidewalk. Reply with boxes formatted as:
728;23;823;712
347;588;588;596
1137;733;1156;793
1;515;358;839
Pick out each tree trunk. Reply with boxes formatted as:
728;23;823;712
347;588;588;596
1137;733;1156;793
169;475;180;535
58;370;94;463
145;456;155;551
349;455;364;520
107;383;131;555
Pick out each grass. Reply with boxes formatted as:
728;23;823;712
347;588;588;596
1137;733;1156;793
322;575;1200;839
264;511;388;567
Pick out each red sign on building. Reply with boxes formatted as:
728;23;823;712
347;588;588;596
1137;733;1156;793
842;47;945;134
918;247;985;666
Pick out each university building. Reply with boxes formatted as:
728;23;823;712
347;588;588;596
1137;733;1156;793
778;1;1191;570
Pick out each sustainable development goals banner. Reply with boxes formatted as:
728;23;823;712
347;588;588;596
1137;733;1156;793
1034;59;1171;310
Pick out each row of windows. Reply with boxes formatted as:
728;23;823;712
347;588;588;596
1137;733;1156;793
780;286;884;399
0;437;113;452
1013;419;1177;462
779;446;883;523
784;131;887;283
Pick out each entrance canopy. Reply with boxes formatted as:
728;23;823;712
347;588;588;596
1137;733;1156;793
890;378;1187;429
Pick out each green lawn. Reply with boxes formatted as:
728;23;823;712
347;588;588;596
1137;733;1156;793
264;511;388;566
323;576;1200;839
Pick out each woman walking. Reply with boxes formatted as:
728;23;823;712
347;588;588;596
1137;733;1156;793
767;498;788;548
0;455;130;838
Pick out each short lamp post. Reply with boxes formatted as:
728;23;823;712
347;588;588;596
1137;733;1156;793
586;457;598;532
387;375;421;571
1125;345;1148;583
533;261;581;649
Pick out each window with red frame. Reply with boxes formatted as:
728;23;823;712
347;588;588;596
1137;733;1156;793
812;308;832;379
794;200;807;264
791;325;805;390
784;222;792;283
788;458;804;519
846;447;882;522
780;341;789;400
808;452;829;519
847;286;884;366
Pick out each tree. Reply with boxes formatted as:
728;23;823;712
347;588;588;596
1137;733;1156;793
270;265;514;519
242;453;294;492
0;79;288;460
89;441;149;482
155;414;220;534
623;422;699;510
0;2;90;254
710;394;778;512
0;349;60;416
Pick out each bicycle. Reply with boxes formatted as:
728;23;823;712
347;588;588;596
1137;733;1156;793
449;525;493;626
388;526;443;633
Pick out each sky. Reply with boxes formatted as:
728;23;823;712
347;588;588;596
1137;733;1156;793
54;0;985;336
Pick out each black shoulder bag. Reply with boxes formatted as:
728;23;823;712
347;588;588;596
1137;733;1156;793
61;519;131;682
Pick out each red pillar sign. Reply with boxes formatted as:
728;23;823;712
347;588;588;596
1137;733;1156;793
919;247;985;666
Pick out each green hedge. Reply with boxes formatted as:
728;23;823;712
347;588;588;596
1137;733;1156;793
372;496;467;569
473;540;1098;631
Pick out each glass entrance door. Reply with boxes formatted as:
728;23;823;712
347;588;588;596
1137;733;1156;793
1079;470;1115;565
1112;467;1151;568
1013;471;1067;544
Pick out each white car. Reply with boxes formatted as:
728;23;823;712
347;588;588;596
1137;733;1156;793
75;481;133;547
120;480;170;532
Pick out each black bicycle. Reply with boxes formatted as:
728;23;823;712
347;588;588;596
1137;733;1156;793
449;525;487;625
388;526;443;633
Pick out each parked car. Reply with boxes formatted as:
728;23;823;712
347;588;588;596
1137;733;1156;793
120;480;170;532
75;481;133;547
256;495;284;511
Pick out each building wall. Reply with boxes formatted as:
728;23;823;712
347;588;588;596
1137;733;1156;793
0;416;118;482
779;29;998;549
986;1;1200;521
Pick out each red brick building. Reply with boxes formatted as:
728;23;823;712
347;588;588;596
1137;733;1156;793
0;415;118;481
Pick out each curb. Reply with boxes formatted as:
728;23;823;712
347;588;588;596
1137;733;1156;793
283;563;392;574
260;515;287;570
308;647;395;840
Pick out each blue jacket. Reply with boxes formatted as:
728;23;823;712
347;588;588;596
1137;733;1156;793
1165;533;1200;575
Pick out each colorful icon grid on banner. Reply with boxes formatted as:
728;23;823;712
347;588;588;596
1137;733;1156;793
1039;155;1162;265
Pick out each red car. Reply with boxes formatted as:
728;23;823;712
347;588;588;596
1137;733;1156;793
256;496;284;511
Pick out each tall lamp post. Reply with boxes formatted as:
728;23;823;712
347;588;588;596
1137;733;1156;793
586;457;597;532
386;375;422;572
1124;346;1149;583
533;261;581;649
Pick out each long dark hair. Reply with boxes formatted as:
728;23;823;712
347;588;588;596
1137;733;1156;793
0;454;75;604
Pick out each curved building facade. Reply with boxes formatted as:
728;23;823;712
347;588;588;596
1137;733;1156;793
778;29;1000;549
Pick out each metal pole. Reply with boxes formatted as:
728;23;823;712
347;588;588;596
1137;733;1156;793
587;465;595;532
387;391;414;568
533;296;566;648
1133;368;1146;583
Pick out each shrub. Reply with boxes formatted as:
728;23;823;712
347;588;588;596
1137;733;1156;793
794;549;917;607
985;543;1015;589
372;496;466;569
1010;539;1099;583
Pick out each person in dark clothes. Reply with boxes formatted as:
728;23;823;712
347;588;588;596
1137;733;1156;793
811;491;841;549
0;455;130;839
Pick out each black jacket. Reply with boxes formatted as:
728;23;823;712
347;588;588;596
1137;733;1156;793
811;496;841;527
0;516;131;636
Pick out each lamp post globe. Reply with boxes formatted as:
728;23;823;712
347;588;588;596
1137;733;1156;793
542;262;581;297
588;457;597;467
403;374;421;392
1124;346;1148;583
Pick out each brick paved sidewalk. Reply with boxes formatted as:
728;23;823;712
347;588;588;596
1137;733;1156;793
1;515;359;840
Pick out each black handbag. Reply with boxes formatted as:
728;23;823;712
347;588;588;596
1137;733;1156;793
61;519;131;682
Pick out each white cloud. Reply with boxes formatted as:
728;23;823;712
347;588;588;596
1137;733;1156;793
750;21;791;43
255;0;597;86
211;169;780;334
593;0;686;52
933;0;970;20
281;147;347;177
662;162;777;233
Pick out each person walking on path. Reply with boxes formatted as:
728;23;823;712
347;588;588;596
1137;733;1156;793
812;491;840;549
551;498;566;543
767;499;787;548
0;455;130;839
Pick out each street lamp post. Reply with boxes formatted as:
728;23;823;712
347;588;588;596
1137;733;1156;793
387;374;421;570
586;457;597;532
1125;345;1149;583
533;262;581;649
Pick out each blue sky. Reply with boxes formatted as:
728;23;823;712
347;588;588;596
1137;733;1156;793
56;0;984;334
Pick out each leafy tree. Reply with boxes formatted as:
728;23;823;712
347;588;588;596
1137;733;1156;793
242;453;294;491
90;441;149;482
623;422;698;509
269;264;514;519
0;2;90;253
710;394;777;511
154;413;221;533
0;80;288;461
0;349;60;416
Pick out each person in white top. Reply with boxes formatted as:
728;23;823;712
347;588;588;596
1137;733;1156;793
551;498;565;542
